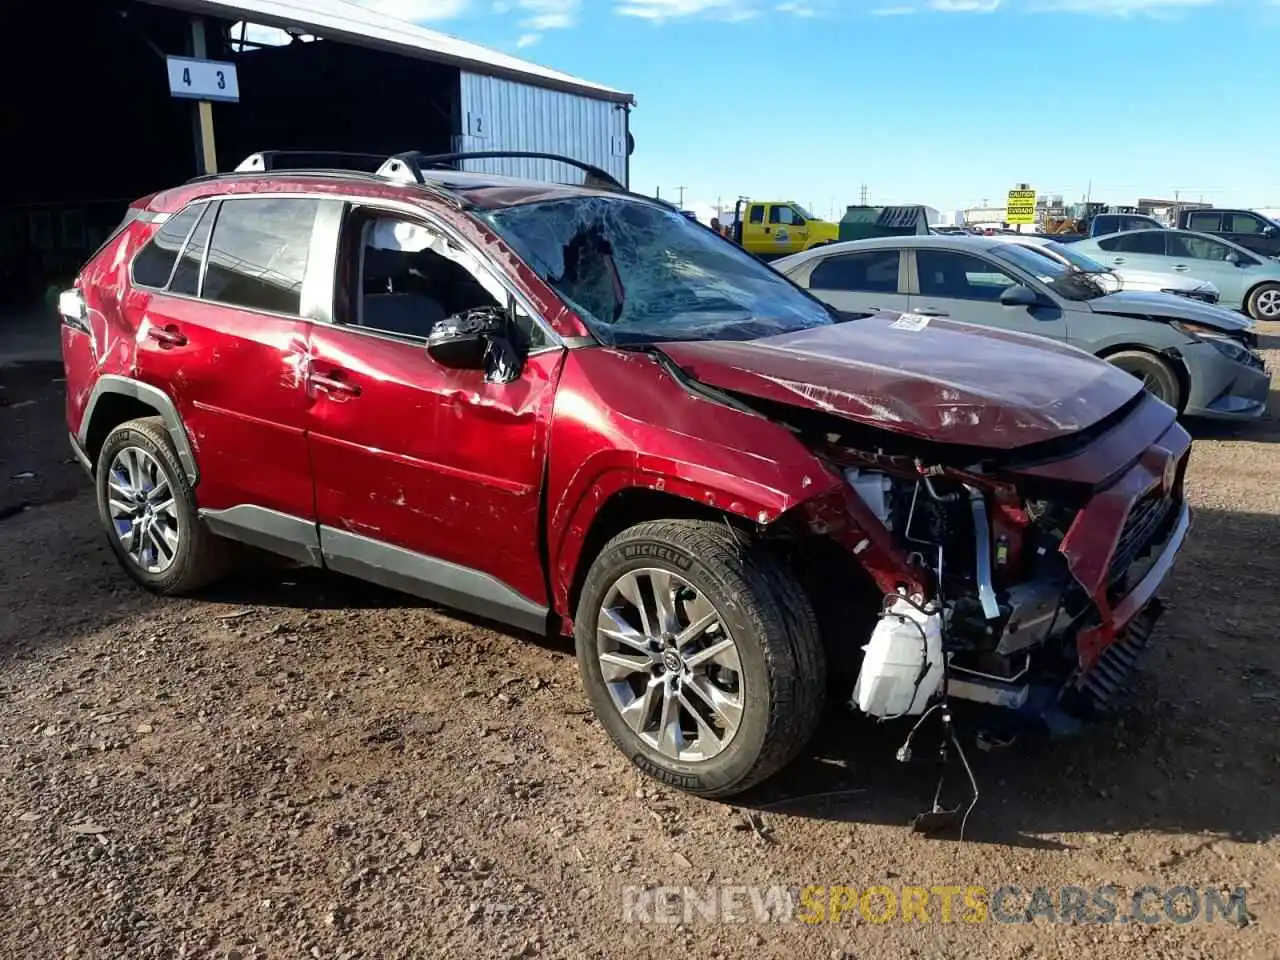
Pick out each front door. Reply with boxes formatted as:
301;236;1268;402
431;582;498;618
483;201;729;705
304;206;564;630
1220;211;1280;258
131;196;329;534
1163;232;1257;307
908;248;1067;339
767;204;806;256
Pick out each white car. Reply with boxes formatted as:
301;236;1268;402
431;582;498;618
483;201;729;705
1002;233;1220;303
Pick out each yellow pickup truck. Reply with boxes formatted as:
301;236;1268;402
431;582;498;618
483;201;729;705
731;200;838;260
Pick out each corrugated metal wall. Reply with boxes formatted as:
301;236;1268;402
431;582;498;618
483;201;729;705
456;73;629;188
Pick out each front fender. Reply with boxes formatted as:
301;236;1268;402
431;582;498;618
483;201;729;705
544;348;844;614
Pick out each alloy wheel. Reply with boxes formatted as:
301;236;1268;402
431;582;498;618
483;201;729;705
596;568;744;763
1256;288;1280;319
106;446;181;574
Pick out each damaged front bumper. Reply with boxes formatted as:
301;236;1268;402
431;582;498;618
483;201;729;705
946;435;1193;733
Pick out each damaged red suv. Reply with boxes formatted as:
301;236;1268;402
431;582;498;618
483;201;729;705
60;151;1191;800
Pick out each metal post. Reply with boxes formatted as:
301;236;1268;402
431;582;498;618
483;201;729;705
190;17;218;175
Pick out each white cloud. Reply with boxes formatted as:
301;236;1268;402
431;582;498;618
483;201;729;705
510;0;581;45
351;0;472;19
877;0;1218;13
616;0;769;22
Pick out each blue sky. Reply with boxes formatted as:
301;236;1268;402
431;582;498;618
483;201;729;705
354;0;1278;216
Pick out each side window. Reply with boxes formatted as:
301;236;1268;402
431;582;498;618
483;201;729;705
809;250;900;294
1186;211;1221;232
202;198;321;316
916;250;1017;302
1122;217;1157;232
1167;234;1233;261
349;213;547;347
169;203;215;296
769;206;797;226
1111;231;1165;255
748;205;765;225
1230;213;1265;234
131;203;204;289
1095;236;1121;252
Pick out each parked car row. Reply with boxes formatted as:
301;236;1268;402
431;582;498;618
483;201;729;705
773;234;1269;420
56;151;1202;805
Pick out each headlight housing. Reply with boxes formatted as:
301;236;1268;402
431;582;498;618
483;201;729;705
1172;321;1265;369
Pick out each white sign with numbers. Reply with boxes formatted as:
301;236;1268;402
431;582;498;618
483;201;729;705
166;56;240;103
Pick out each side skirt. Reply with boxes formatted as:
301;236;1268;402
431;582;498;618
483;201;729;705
198;505;549;635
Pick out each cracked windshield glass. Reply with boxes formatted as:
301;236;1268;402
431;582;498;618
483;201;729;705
484;197;833;345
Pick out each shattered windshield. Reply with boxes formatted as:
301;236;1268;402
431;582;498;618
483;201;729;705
482;197;834;345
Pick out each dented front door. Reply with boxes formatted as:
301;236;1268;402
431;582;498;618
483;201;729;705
304;328;564;609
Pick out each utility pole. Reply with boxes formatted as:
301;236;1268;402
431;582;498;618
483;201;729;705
655;186;661;199
677;186;687;208
859;183;869;205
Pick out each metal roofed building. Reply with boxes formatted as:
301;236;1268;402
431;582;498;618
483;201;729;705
0;0;635;303
149;0;637;185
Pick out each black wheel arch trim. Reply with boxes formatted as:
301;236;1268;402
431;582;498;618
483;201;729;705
78;375;199;485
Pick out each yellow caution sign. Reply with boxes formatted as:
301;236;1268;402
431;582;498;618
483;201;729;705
1006;189;1037;225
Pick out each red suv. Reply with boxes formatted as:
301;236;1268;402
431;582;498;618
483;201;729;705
59;151;1191;799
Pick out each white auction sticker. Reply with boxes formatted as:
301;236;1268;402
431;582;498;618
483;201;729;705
889;313;931;331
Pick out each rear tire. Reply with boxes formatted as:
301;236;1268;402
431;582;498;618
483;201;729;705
574;519;826;799
1105;350;1182;411
95;416;229;595
1245;282;1280;322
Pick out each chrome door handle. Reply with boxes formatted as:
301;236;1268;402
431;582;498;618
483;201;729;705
1173;264;1189;272
1111;257;1127;265
147;325;187;348
308;370;361;397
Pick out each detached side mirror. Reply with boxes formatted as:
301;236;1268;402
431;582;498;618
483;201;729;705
999;284;1041;307
1262;225;1276;238
426;305;507;370
1225;251;1241;265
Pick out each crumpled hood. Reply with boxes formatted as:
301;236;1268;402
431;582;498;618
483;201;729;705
659;312;1145;450
1088;290;1254;332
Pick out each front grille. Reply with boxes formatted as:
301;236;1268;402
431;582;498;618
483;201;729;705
1108;487;1176;586
1073;598;1164;717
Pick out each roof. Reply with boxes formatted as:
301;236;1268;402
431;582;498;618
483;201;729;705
144;0;635;104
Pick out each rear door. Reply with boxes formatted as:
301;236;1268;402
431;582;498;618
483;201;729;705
302;202;564;629
130;195;331;535
1091;230;1169;272
907;247;1067;339
740;203;767;253
788;248;909;314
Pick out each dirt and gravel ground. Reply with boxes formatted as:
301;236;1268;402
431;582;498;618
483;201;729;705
2;325;1279;960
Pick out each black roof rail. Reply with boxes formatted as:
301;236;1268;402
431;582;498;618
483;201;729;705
234;150;390;174
377;151;627;192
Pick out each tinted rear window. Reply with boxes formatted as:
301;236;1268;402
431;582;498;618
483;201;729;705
201;198;321;315
131;204;205;289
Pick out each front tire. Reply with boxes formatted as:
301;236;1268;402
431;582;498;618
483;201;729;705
95;416;228;595
1245;282;1280;322
574;520;826;798
1105;350;1182;411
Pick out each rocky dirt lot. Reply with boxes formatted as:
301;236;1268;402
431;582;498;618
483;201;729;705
2;327;1279;960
